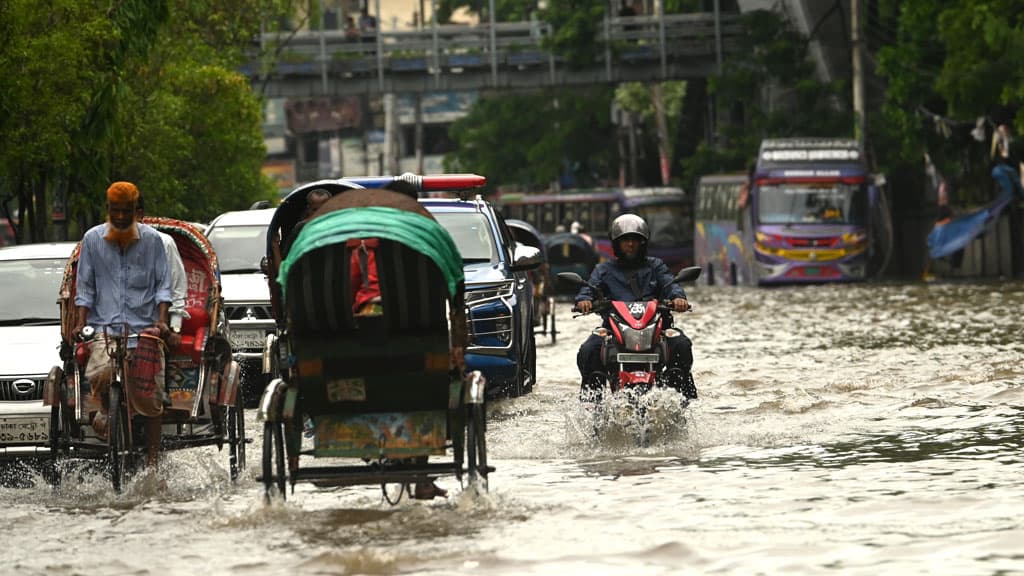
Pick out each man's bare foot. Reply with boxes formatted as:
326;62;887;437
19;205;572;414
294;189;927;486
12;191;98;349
413;480;448;500
91;412;109;440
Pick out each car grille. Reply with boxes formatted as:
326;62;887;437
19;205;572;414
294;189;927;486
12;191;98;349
224;304;273;321
0;377;45;401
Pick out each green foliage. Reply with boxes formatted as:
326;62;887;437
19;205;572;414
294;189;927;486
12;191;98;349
0;0;285;237
539;0;608;67
444;88;615;190
679;9;852;187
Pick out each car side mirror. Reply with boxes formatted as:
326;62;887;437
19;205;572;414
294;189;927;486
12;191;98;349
511;244;543;271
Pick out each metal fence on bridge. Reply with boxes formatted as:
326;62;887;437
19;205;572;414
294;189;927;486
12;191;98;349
245;13;743;97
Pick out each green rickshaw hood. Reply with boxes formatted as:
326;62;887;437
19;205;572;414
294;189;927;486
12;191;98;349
277;206;464;299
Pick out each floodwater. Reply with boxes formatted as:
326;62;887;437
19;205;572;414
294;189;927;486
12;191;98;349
3;280;1024;575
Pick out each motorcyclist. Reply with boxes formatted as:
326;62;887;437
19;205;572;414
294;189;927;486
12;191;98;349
574;214;696;401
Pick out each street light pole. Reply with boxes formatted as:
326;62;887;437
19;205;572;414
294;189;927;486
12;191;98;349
852;0;866;152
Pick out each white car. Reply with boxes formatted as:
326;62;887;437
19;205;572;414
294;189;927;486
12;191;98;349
204;208;275;406
0;242;77;460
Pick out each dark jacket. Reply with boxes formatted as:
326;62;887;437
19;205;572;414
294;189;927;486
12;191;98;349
574;256;685;303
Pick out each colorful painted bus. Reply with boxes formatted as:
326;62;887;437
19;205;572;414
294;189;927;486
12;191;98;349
497;186;694;272
696;138;890;285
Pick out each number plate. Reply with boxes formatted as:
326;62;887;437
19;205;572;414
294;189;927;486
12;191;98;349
229;328;266;350
0;416;49;445
804;267;820;276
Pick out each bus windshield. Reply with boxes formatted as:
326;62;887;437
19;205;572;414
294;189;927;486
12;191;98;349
757;183;865;226
632;203;693;248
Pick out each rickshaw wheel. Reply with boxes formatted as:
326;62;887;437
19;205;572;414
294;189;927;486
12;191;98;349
227;386;246;482
262;421;286;500
381;482;411;505
466;403;488;487
522;333;537;395
548;297;557;343
47;378;75;486
107;385;133;493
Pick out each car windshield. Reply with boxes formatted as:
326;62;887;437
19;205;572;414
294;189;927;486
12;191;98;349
431;212;498;263
206;225;267;273
0;258;66;324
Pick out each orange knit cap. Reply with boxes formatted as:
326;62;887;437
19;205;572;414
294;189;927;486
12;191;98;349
106;181;139;203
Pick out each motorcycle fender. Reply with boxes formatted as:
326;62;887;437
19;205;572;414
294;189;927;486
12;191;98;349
619;370;655;386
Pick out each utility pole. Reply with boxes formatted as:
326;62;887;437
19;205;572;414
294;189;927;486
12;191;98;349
851;0;866;151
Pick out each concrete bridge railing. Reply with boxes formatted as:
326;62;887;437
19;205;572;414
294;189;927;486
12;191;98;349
245;12;742;97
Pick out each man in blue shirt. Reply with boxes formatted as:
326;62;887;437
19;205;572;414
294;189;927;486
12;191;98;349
74;181;173;468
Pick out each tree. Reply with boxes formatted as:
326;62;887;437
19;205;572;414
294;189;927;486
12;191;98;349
678;9;852;189
0;0;291;239
444;87;616;191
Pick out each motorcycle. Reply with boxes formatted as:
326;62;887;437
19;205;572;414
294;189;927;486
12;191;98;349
558;266;701;444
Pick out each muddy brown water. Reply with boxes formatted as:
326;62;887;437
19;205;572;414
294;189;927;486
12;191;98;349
2;280;1023;575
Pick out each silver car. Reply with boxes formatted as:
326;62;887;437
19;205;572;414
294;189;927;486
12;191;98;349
0;242;77;460
204;208;276;406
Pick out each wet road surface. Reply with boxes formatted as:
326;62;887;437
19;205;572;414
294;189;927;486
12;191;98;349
2;280;1023;575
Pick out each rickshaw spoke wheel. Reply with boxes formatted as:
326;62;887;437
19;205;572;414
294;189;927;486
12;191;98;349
466;403;488;488
228;388;246;482
262;421;284;500
273;423;286;497
381;482;410;505
549;297;557;343
108;385;130;493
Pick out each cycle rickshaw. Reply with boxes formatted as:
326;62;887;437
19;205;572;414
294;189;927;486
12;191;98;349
545;231;601;296
258;174;491;502
46;218;245;491
507;219;556;343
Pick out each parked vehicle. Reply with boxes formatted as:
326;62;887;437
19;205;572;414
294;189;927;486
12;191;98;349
0;242;77;472
421;196;543;398
204;208;276;406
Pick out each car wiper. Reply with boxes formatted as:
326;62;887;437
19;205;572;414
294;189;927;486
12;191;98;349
223;268;262;274
0;318;60;326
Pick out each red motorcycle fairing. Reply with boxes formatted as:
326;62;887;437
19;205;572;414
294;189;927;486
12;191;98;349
618;369;656;387
611;301;659;329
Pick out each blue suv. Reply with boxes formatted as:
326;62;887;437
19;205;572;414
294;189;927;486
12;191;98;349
421;196;543;398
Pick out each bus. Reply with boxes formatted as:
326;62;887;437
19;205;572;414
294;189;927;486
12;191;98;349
497;186;694;271
696;138;890;285
694;173;751;285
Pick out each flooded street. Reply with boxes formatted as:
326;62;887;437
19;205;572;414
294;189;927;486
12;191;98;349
3;280;1024;575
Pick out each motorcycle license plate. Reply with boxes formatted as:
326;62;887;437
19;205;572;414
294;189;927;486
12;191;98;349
230;329;266;350
617;353;659;363
0;416;49;445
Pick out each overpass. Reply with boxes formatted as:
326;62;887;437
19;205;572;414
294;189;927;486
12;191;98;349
244;12;743;98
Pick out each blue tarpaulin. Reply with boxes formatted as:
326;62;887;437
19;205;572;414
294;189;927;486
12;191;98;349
927;165;1019;260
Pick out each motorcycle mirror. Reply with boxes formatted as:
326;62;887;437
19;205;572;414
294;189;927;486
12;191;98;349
672;266;702;284
556;271;586;286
